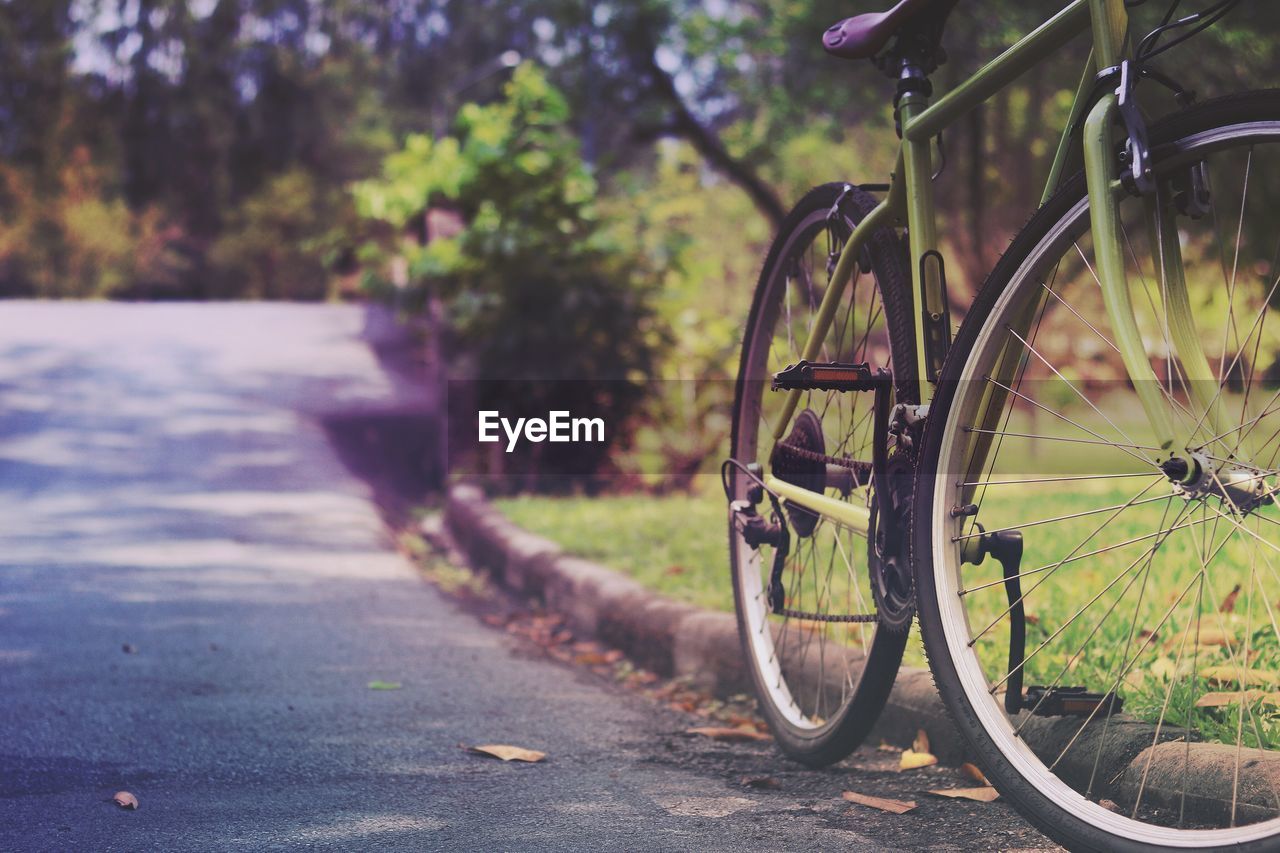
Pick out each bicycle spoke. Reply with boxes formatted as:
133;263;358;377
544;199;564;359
923;126;1280;841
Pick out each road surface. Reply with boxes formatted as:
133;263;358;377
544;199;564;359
0;302;1053;851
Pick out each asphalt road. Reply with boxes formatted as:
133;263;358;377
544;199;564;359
0;302;1054;851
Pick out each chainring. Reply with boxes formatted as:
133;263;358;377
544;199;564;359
868;451;916;633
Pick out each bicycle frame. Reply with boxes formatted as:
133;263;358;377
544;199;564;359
765;0;1209;533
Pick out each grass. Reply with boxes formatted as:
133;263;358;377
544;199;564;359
495;473;1280;751
496;487;731;612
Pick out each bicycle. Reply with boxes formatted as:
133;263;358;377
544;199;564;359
723;0;1280;848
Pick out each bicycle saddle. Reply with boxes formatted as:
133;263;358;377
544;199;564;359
822;0;945;60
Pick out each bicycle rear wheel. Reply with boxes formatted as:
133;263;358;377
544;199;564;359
915;92;1280;850
729;183;917;765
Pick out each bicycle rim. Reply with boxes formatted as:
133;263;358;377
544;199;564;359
730;184;913;761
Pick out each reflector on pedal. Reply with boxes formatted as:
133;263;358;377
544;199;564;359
772;360;891;392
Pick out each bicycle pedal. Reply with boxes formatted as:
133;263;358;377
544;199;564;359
771;360;891;393
1022;686;1123;718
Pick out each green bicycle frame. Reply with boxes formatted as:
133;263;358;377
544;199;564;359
765;0;1209;533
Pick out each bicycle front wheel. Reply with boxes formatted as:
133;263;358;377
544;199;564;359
915;91;1280;850
729;183;917;765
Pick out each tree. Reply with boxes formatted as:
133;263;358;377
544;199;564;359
356;64;663;488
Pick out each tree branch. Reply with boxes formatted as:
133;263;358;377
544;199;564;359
637;43;786;228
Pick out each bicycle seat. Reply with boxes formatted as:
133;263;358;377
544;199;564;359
822;0;944;60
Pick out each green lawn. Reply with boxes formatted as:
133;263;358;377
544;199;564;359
496;489;731;612
496;475;1280;750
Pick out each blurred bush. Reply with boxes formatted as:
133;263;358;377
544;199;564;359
356;65;664;489
0;147;188;298
208;169;358;300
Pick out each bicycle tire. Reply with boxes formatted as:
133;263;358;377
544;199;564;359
729;182;918;765
914;90;1280;850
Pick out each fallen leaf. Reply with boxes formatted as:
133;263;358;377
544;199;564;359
928;786;999;802
602;649;624;664
900;748;938;770
468;744;546;762
1200;665;1280;687
740;775;780;790
959;762;990;785
876;740;897;753
112;791;139;810
842;790;916;814
1192;627;1234;647
1220;583;1243;613
574;652;610;665
367;680;403;690
687;726;771;743
1099;799;1121;812
1149;656;1176;682
1195;690;1280;708
1024;613;1040;626
1123;670;1147;691
912;728;930;754
664;565;686;576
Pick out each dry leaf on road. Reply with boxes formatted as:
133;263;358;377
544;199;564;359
467;744;547;762
900;748;937;770
842;790;917;814
687;726;771;743
959;763;990;785
928;786;1000;803
912;729;930;754
112;791;139;810
740;775;780;790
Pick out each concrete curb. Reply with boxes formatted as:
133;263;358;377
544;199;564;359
439;483;1278;823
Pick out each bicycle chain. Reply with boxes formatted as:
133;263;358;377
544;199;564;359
770;441;878;623
778;608;878;623
770;441;873;479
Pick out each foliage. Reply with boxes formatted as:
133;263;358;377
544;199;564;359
357;65;663;487
0;148;187;298
208;169;356;300
4;0;1280;490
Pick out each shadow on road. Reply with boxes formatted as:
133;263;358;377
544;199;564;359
322;411;441;525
